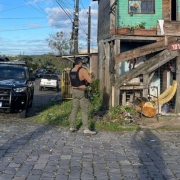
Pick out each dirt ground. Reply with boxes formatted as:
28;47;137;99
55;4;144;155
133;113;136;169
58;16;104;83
135;114;180;129
93;108;180;130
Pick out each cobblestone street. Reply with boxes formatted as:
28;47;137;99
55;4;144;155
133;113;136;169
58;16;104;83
0;120;180;180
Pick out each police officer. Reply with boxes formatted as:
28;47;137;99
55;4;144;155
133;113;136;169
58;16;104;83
69;57;96;135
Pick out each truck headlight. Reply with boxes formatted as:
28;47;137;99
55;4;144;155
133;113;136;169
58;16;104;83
13;87;27;93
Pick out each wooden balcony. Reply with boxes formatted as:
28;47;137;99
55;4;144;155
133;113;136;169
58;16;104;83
157;21;180;36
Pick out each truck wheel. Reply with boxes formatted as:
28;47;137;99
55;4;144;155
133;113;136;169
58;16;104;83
39;87;42;91
18;109;27;118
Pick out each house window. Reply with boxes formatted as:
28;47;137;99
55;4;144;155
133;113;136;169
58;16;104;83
128;0;155;14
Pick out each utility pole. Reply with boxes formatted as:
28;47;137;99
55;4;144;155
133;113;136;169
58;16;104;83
74;0;79;55
88;6;91;54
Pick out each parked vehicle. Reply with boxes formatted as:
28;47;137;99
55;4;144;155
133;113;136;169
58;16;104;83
39;74;60;92
0;61;35;118
0;56;9;61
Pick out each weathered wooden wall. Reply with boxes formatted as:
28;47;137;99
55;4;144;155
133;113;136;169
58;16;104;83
162;0;171;20
97;0;110;41
90;54;98;80
175;55;180;113
98;40;105;101
157;21;180;36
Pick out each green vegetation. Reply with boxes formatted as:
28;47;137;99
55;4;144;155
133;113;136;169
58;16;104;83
133;22;146;29
7;53;72;72
33;79;140;132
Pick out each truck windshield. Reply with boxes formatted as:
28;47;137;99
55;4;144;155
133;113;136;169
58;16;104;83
0;67;25;79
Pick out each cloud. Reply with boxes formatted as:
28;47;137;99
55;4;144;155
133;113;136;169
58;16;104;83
0;1;98;55
0;36;51;55
45;1;98;51
24;23;42;28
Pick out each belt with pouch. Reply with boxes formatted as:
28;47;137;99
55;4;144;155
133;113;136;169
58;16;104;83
72;87;86;91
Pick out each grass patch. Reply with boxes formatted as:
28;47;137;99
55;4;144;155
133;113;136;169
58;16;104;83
33;99;140;132
94;121;140;132
33;101;72;126
33;79;140;132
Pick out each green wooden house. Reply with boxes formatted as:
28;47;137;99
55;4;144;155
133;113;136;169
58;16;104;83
93;0;180;114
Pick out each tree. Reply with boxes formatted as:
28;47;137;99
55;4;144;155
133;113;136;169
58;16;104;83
46;31;70;56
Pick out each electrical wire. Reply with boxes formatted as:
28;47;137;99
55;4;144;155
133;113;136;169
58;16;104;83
35;1;49;16
0;17;46;19
0;26;51;32
55;0;73;21
23;0;47;16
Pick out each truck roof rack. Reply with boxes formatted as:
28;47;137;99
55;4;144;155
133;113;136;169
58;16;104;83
0;61;27;66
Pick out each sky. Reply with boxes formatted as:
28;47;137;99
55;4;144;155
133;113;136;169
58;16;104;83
0;0;98;55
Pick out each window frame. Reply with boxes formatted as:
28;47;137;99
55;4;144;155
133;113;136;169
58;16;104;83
128;0;155;14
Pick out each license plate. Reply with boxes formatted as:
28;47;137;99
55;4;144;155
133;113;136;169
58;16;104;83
46;82;51;84
0;102;2;107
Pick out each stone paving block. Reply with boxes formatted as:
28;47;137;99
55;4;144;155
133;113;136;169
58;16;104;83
95;175;109;180
8;163;21;168
109;173;122;180
15;170;29;177
26;175;41;180
136;174;152;180
41;171;55;178
123;177;138;180
108;168;121;173
12;177;26;180
30;169;42;175
0;174;14;180
149;171;164;178
33;163;46;170
4;167;17;175
40;178;55;180
0;165;6;171
55;174;68;180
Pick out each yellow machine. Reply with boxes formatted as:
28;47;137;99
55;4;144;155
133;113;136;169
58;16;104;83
61;68;72;100
61;67;91;100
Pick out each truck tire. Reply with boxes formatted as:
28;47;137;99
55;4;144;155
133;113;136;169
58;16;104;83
39;87;42;91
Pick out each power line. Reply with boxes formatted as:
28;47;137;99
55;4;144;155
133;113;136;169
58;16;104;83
0;0;47;12
0;26;51;32
23;0;47;16
34;1;49;16
0;17;46;19
55;0;73;21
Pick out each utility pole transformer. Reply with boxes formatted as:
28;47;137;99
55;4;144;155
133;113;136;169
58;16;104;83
88;6;91;54
74;0;79;55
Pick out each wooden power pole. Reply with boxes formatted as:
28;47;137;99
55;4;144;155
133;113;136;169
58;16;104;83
88;6;91;53
74;0;79;55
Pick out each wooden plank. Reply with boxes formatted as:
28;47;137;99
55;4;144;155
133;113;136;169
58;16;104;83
143;74;149;98
115;37;177;64
122;92;126;106
157;21;180;36
162;0;171;20
148;72;155;84
115;49;179;88
120;85;144;90
144;50;178;74
113;39;121;106
103;35;163;43
175;56;180;113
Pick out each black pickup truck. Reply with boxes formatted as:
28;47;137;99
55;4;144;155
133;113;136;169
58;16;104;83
0;61;35;118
